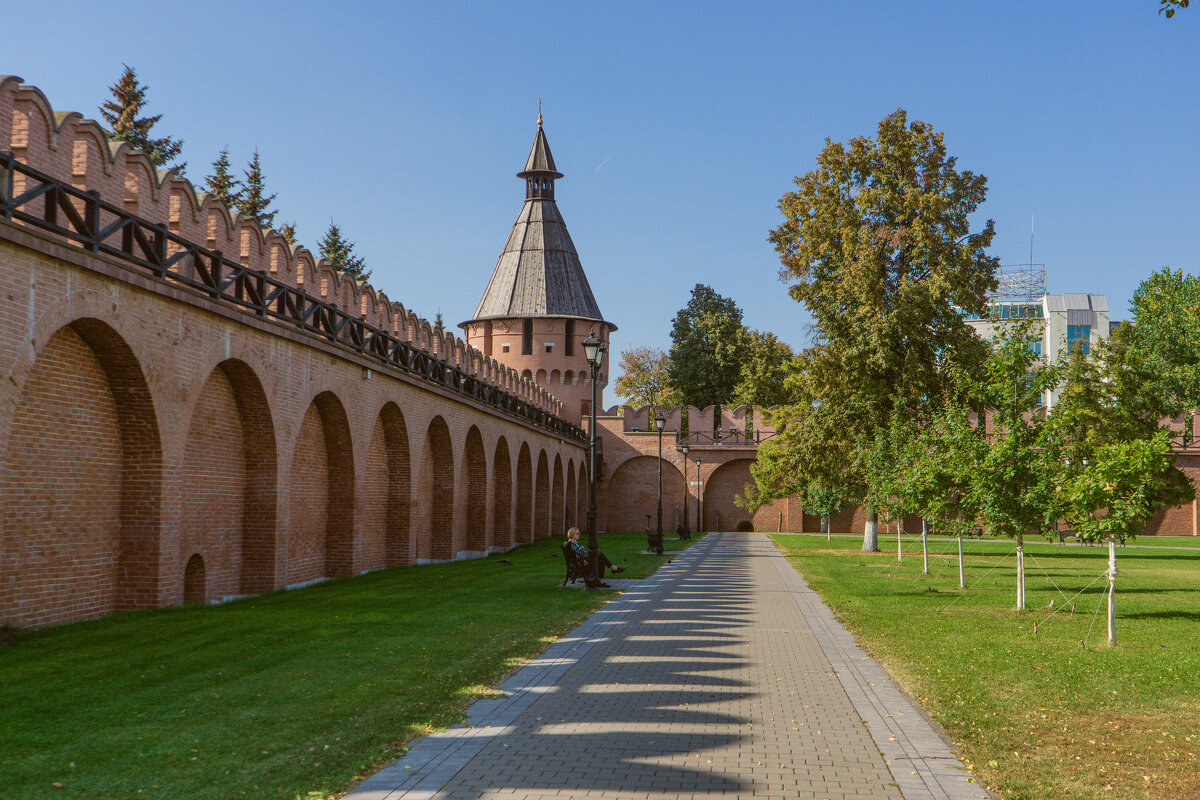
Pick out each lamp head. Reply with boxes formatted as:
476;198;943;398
656;412;666;430
681;443;689;455
582;330;602;367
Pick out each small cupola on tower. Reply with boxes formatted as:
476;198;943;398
518;114;563;201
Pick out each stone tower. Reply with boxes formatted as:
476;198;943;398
460;116;616;425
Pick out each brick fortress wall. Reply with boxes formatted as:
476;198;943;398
0;78;588;629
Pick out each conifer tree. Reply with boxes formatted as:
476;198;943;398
278;222;298;248
204;148;242;206
237;150;277;229
98;64;185;172
318;221;371;281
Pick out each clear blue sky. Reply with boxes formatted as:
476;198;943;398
6;1;1198;381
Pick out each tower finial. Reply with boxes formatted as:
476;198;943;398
538;98;543;126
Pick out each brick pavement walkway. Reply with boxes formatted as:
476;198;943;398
346;532;988;800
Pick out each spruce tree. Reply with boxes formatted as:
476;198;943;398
237;150;277;229
98;64;185;172
318;221;371;281
278;222;298;248
204;148;242;206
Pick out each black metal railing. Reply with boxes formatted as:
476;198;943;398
677;428;776;447
0;151;583;443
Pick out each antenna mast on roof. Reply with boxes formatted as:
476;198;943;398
989;215;1046;304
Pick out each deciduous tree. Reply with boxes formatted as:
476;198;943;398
667;284;750;414
1128;267;1200;414
98;64;184;172
763;109;998;551
959;322;1060;610
614;347;678;409
733;331;795;409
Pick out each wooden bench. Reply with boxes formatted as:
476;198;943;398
562;541;588;586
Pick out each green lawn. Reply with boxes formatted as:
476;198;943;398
0;532;695;800
771;533;1200;800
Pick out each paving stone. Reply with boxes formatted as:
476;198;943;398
345;532;990;800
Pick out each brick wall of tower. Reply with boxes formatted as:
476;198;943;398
462;317;611;425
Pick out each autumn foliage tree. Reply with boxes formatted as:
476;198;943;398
756;109;999;551
614;347;678;409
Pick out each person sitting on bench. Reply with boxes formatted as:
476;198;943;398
566;527;625;580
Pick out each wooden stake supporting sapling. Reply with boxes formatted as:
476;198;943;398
921;518;929;575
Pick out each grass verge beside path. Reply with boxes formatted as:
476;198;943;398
0;532;699;800
770;534;1200;800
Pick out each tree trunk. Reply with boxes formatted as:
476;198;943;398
863;511;879;552
1107;538;1117;645
822;515;830;541
1016;532;1026;610
897;517;903;563
921;518;929;575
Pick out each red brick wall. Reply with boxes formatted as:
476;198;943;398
461;427;487;552
1;325;123;627
535;451;550;540
492;438;513;548
515;445;533;544
605;455;686;533
551;455;565;537
289;403;329;584
362;416;390;571
181;365;244;603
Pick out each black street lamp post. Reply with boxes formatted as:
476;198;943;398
694;454;703;533
681;442;690;540
582;331;605;589
654;410;665;535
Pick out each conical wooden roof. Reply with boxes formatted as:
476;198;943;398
467;121;607;324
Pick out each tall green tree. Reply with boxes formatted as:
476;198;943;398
1128;267;1200;415
204;148;242;206
667;284;750;414
237;150;277;229
614;346;679;408
762;109;998;551
317;221;371;281
98;64;185;172
733;331;794;408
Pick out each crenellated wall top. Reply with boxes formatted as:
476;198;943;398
0;76;564;419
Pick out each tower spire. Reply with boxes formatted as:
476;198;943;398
518;118;562;201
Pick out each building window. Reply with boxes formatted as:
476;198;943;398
545;343;554;353
565;319;575;356
501;343;510;353
1027;338;1043;357
522;319;533;355
1067;325;1091;354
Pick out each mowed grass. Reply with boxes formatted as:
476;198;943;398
771;533;1200;800
0;532;695;800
